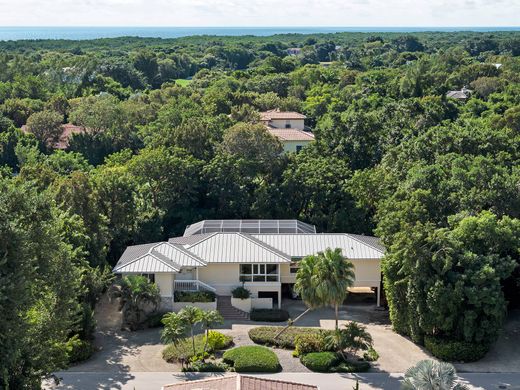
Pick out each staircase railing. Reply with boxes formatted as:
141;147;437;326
174;280;216;293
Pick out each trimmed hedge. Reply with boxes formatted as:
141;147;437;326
66;336;95;364
173;290;216;302
162;331;232;362
424;336;488;362
294;332;331;355
300;352;339;372
223;346;281;372
250;309;289;322
363;347;379;362
249;326;332;349
300;352;371;373
186;361;230;372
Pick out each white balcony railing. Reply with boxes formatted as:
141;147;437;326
174;280;216;293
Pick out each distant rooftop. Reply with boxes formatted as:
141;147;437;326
267;128;315;141
260;109;307;121
183;219;317;236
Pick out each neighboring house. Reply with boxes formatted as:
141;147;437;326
259;109;315;153
287;47;302;56
162;374;318;390
21;123;86;149
446;87;472;101
113;219;385;314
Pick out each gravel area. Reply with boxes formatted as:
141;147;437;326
218;323;310;372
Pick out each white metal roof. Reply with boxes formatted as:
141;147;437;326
113;242;205;273
185;233;292;263
252;234;384;259
113;254;180;273
183;219;316;236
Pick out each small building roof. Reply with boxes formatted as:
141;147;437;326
260;109;307;121
268;128;315;141
162;374;318;390
186;233;292;264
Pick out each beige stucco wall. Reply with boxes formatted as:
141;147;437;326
155;273;174;297
282;140;313;153
197;264;282;297
269;118;305;130
279;259;381;288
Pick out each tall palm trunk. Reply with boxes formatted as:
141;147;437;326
274;308;312;339
335;302;339;330
191;327;196;356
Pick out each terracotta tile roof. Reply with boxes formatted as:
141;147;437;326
260;109;307;120
162;375;318;390
21;123;86;149
267;128;315;141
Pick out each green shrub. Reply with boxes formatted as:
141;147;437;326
186;361;230;372
145;312;166;328
250;309;289;322
231;286;250;299
300;352;340;372
223;346;281;372
65;335;95;364
294;332;328;355
173;290;216;302
204;330;233;350
363;347;379;362
424;336;488;362
249;326;332;349
163;331;232;362
331;361;371;373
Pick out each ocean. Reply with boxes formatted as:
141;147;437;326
0;26;519;41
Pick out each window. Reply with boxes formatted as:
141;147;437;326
285;120;291;128
295;145;303;153
240;264;279;282
141;273;155;283
290;261;299;274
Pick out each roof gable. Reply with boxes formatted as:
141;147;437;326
186;233;292;263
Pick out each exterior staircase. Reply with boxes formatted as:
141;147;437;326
217;296;249;320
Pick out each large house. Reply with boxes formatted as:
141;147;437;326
260;110;315;153
113;220;384;315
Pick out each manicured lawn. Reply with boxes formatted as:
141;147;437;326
223;345;281;372
175;79;192;87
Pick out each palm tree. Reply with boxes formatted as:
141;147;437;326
178;306;203;356
111;275;161;330
402;360;469;390
314;248;355;330
200;310;224;359
161;312;188;347
275;254;328;338
324;322;373;360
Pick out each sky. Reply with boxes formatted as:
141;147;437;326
0;0;519;27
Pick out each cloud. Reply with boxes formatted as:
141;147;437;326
0;0;519;26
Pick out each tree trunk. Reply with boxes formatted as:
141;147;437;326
274;308;312;339
191;328;196;356
202;329;209;362
335;303;339;330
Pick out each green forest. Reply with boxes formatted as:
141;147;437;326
1;31;519;388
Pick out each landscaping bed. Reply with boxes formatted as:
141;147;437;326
248;326;333;349
173;291;216;302
162;330;232;362
300;352;370;373
223;345;281;372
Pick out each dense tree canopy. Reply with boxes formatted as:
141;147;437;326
1;30;520;385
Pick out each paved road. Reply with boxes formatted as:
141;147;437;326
43;371;520;390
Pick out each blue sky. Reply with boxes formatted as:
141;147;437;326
1;0;518;26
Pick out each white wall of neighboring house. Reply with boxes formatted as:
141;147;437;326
269;118;305;130
155;273;174;297
281;140;313;153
